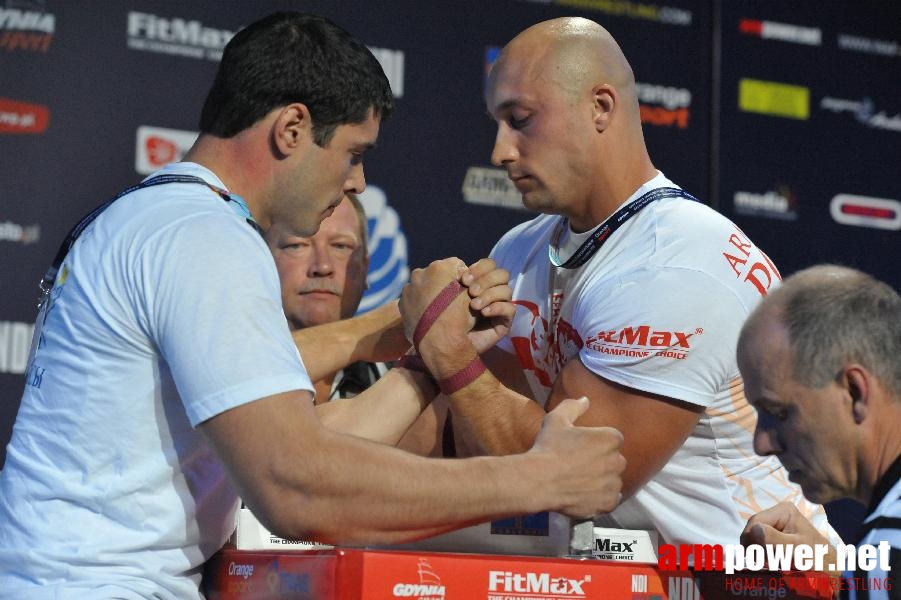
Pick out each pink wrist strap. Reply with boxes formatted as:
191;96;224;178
438;355;487;395
412;279;465;350
395;354;439;394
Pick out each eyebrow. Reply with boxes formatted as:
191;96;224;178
486;97;524;120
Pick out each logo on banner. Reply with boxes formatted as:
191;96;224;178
739;78;810;120
369;46;405;98
820;96;901;133
837;33;899;58
265;559;311;596
461;166;525;211
357;185;410;314
0;219;40;243
514;0;692;26
488;569;592;599
0;320;34;374
391;558;445;599
739;18;822;46
733;187;799;220
135;125;198;175
0;98;49;134
637;82;692;129
126;11;234;61
0;1;54;52
830;194;901;231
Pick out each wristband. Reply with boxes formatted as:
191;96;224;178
395;354;439;394
438;355;487;395
412;280;465;350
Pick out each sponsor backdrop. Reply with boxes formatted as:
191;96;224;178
1;0;897;541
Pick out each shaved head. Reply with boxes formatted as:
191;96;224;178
490;17;636;107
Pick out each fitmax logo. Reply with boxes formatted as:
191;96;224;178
488;570;590;595
595;538;636;553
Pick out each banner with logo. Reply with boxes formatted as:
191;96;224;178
718;0;899;287
1;0;896;542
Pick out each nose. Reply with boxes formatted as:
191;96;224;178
344;162;366;195
752;423;782;457
308;241;334;277
490;124;518;167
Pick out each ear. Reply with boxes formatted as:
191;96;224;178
844;364;870;424
592;84;616;133
272;103;313;157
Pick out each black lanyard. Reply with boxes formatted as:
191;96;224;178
37;174;259;309
548;187;699;269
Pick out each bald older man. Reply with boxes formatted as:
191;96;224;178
398;16;838;548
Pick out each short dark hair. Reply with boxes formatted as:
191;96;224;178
199;12;394;146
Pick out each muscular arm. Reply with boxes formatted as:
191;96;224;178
434;345;700;500
293;301;409;382
547;358;703;500
200;389;625;545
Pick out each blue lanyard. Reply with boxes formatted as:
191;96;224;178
37;174;259;308
548;187;699;269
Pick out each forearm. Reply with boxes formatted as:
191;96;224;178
419;330;544;455
258;428;554;544
316;367;436;446
294;301;409;381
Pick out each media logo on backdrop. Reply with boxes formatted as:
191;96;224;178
820;96;901;133
739;78;809;120
135;125;198;175
516;0;692;26
637;82;691;129
831;194;900;231
739;18;821;46
733;188;799;221
0;97;49;133
0;1;54;52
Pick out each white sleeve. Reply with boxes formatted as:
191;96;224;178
575;267;746;407
142;213;313;426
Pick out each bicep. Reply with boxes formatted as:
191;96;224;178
547;357;702;499
199;390;319;531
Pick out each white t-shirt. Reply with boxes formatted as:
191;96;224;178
0;163;313;599
492;172;836;546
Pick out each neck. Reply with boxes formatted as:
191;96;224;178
856;394;901;505
183;128;275;230
569;161;658;233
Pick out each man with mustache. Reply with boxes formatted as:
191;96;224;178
266;194;387;403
